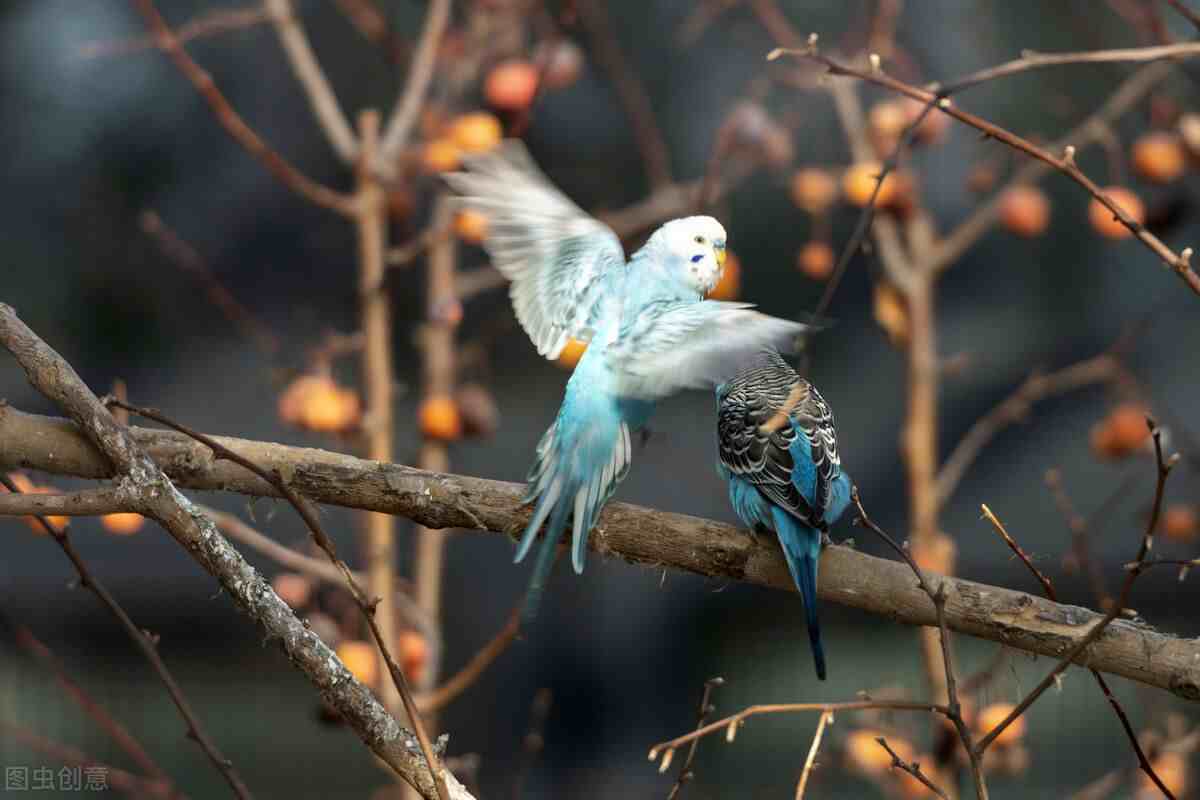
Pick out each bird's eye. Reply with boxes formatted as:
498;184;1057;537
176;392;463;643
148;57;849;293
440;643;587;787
690;254;704;263
694;235;705;244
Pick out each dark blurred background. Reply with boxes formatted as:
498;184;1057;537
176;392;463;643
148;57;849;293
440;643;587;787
2;1;1199;797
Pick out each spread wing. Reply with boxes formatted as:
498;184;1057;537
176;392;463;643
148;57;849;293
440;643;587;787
718;362;841;527
445;142;626;359
605;300;809;400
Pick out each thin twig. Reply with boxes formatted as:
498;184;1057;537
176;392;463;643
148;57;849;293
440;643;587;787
78;6;270;60
794;710;833;799
980;504;1057;601
936;354;1120;507
263;0;359;163
769;43;1200;295
376;0;451;178
130;0;356;216
511;689;553;800
666;677;724;800
417;611;520;714
974;422;1175;755
877;737;949;800
0;473;253;800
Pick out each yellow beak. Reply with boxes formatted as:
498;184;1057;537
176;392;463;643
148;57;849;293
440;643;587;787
714;246;727;268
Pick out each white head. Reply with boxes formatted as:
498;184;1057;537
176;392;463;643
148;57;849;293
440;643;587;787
654;215;728;295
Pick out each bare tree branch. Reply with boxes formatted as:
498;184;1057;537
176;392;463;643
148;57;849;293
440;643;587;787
3;407;1199;702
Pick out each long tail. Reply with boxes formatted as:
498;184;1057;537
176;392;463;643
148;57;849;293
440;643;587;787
770;506;826;680
515;416;632;627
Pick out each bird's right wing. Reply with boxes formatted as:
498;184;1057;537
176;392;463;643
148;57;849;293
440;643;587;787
606;300;810;400
445;142;626;359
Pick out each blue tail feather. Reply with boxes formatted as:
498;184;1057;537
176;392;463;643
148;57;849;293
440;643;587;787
770;506;826;681
519;496;570;628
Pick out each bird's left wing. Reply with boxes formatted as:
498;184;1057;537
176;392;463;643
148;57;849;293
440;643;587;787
445;142;626;360
606;300;810;399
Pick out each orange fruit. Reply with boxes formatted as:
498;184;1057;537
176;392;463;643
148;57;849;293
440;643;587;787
101;512;144;536
894;755;945;798
1162;505;1198;542
449;112;503;154
706;253;741;301
421;138;461;173
1088;186;1144;239
797;241;835;280
4;474;68;535
336;640;378;686
419;395;464;441
844;729;913;776
272;572;312;609
902;97;950;145
484;60;539;111
868;99;909;155
999;185;1051;238
556;338;588;370
976;703;1025;745
398;630;429;684
453;210;489;244
1137;751;1188;797
873;282;909;347
290;377;361;434
1132;131;1186;184
790;168;838;214
843;162;899;208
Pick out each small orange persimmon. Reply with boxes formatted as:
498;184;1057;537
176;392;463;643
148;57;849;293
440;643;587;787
1088;186;1144;239
398;630;430;684
336;640;378;686
3;474;68;535
1132;131;1187;184
421;138;461;173
1162;505;1198;542
419;395;464;441
453;209;489;244
450;112;503;154
843;162;898;208
999;186;1051;238
844;729;913;776
976;703;1025;745
485;60;539;111
797;241;835;281
101;512;144;536
272;572;312;609
873;282;909;347
789;168;838;214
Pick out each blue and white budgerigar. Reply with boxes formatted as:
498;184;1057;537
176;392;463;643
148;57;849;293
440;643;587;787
446;143;810;626
716;350;851;680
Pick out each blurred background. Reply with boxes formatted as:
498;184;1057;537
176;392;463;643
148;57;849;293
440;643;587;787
2;1;1199;797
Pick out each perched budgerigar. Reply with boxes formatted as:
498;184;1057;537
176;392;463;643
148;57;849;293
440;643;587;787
446;143;810;626
716;350;851;680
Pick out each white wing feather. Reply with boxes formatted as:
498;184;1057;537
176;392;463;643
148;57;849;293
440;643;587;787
444;142;626;359
606;301;810;400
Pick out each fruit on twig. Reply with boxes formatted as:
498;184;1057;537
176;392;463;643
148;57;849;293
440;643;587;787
101;513;145;536
336;640;378;687
1132;131;1186;184
797;241;835;280
450;112;503;154
1162;505;1198;542
843;162;907;208
421;138;461;173
873;282;909;347
3;473;68;534
1090;403;1150;460
976;703;1025;745
1088;186;1144;239
398;630;430;684
998;185;1051;238
272;573;312;609
485;59;539;111
453;210;489;244
844;729;913;776
707;253;741;301
790;168;838;214
419;395;464;441
1136;750;1189;798
279;375;362;434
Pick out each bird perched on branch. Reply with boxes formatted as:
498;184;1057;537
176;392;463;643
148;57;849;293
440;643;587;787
716;350;851;679
447;143;809;626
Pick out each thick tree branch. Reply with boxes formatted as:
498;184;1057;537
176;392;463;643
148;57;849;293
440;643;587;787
2;408;1199;702
0;306;473;800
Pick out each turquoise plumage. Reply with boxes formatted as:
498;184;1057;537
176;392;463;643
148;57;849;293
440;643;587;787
716;350;851;680
447;143;810;625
